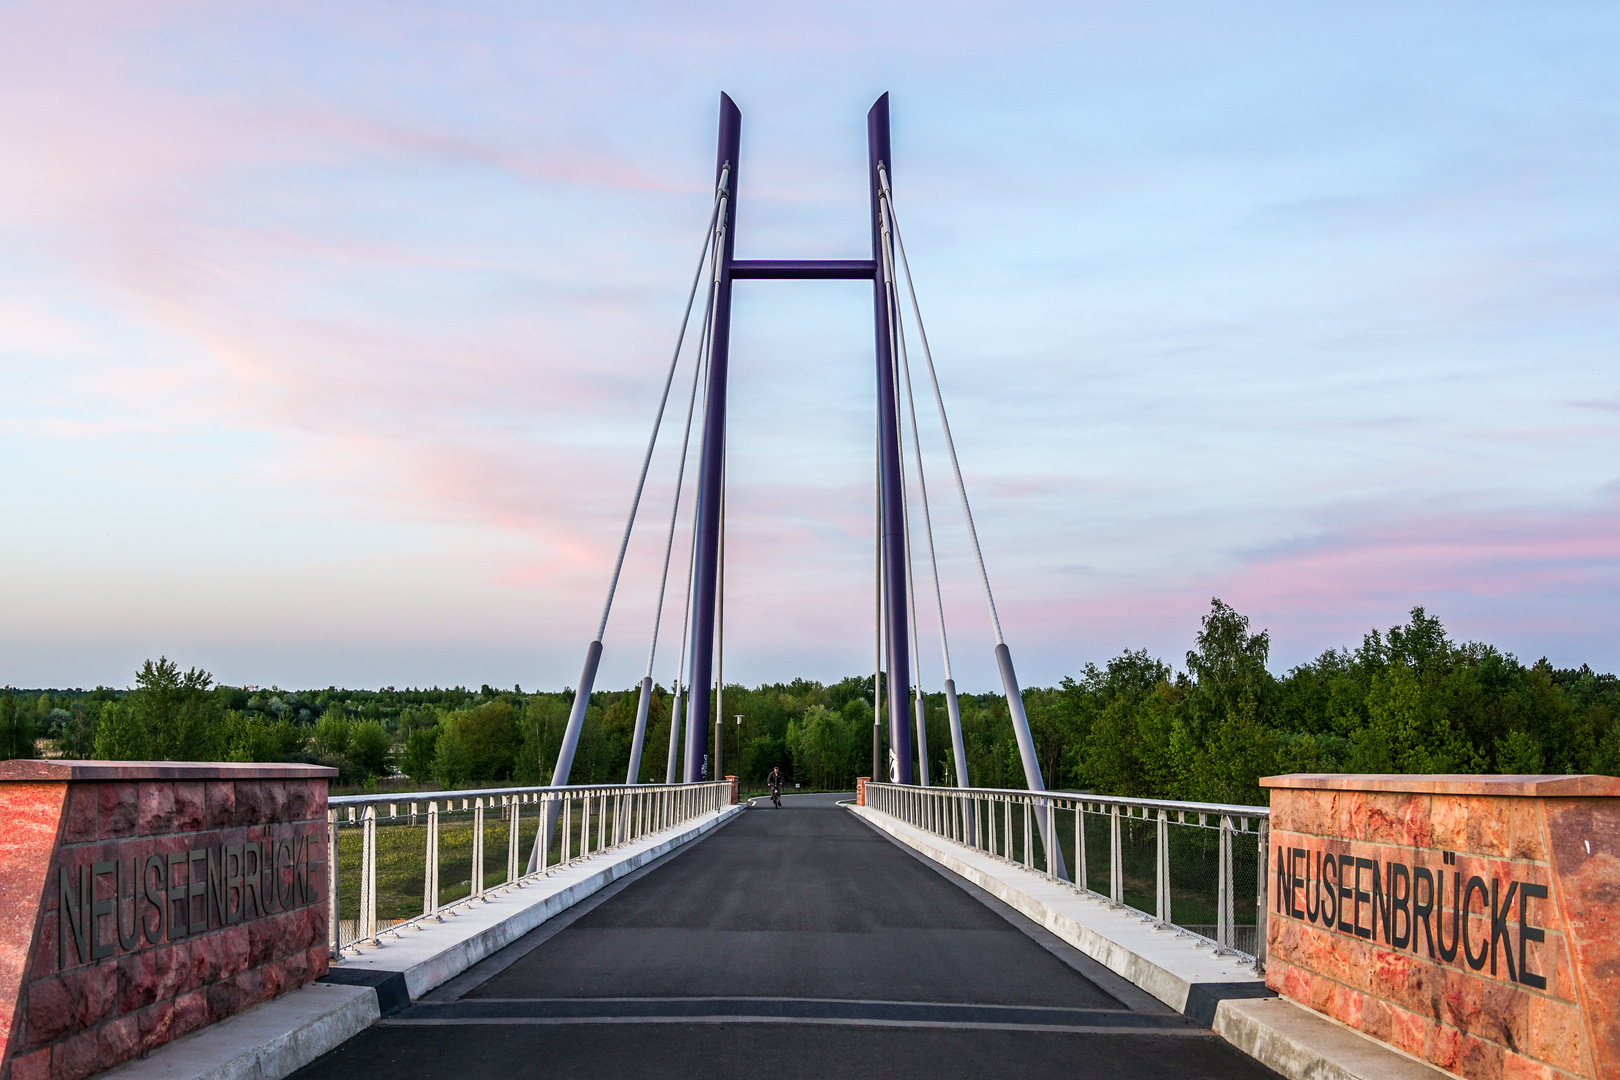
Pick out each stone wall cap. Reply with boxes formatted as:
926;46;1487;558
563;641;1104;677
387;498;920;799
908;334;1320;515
1259;772;1620;797
0;759;338;781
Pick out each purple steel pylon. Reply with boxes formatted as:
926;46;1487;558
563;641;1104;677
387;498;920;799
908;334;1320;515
682;92;916;784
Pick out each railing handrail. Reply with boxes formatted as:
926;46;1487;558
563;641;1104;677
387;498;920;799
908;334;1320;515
326;779;734;957
861;779;1269;969
862;781;1267;819
329;779;723;809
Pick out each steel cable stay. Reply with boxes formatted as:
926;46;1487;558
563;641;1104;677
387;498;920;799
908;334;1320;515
890;239;970;794
527;167;729;871
628;211;725;786
664;271;718;784
878;197;932;789
880;168;1064;877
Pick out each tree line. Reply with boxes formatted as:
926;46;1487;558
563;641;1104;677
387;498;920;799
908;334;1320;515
5;601;1617;804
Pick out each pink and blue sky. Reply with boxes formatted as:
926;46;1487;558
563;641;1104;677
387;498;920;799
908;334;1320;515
3;2;1617;691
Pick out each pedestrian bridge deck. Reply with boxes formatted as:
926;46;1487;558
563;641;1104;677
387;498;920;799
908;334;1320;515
291;795;1279;1080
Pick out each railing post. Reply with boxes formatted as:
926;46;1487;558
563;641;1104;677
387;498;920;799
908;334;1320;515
426;799;441;919
1045;800;1057;879
1254;818;1269;973
1076;803;1086;892
1022;800;1032;868
562;796;573;864
1218;815;1234;953
539;795;551;872
508;799;521;880
327;808;339;958
362;805;379;944
1156;809;1170;924
1109;805;1122;905
471;798;486;899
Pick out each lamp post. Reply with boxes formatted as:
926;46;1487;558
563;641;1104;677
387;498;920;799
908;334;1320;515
733;714;744;780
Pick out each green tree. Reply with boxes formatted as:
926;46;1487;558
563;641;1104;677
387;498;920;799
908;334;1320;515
403;725;441;782
0;689;36;760
349;721;392;778
432;727;473;789
93;702;150;759
448;700;517;782
311;708;353;758
132;658;218;761
1175;599;1277;803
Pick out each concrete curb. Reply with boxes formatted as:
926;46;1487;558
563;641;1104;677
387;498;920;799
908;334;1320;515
94;804;745;1080
847;804;1451;1080
97;984;379;1080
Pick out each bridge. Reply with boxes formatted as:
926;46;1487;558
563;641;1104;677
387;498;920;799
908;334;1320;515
1;91;1610;1080
307;790;1276;1080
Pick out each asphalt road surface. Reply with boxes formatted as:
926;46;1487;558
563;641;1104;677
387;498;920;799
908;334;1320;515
296;792;1280;1080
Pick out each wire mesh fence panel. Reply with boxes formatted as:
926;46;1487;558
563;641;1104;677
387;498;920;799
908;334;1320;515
434;810;476;908
1005;799;1026;866
1081;809;1112;895
508;802;540;877
333;822;364;950
481;813;509;891
1117;813;1159;916
373;818;429;923
1166;823;1221;933
1231;822;1262;955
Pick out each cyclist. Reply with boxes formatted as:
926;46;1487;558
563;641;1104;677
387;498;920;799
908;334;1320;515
767;767;783;808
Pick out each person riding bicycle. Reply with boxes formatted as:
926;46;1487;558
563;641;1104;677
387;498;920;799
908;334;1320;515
767;767;782;808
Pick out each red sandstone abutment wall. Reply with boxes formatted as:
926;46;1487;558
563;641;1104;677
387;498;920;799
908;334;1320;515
0;761;335;1080
1262;773;1620;1080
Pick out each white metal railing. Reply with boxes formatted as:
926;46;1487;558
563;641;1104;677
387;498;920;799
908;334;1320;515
864;783;1269;968
326;780;731;956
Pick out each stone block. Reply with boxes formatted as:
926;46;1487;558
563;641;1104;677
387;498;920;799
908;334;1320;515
24;979;74;1046
136;784;174;836
216;926;250;981
203;783;235;830
1387;1002;1430;1059
134;999;173;1055
96;785;137;841
1500;1050;1555;1080
1455;1031;1504;1080
171;784;204;832
1507;799;1544;862
170;989;207;1042
61;789;98;847
303;943;328;981
185;930;223;992
95;1012;139;1069
115;941;188;1015
233;782;264;827
283;781;309;823
48;1030;100;1080
8;1047;49;1080
1462;797;1510;858
1525;992;1589;1076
